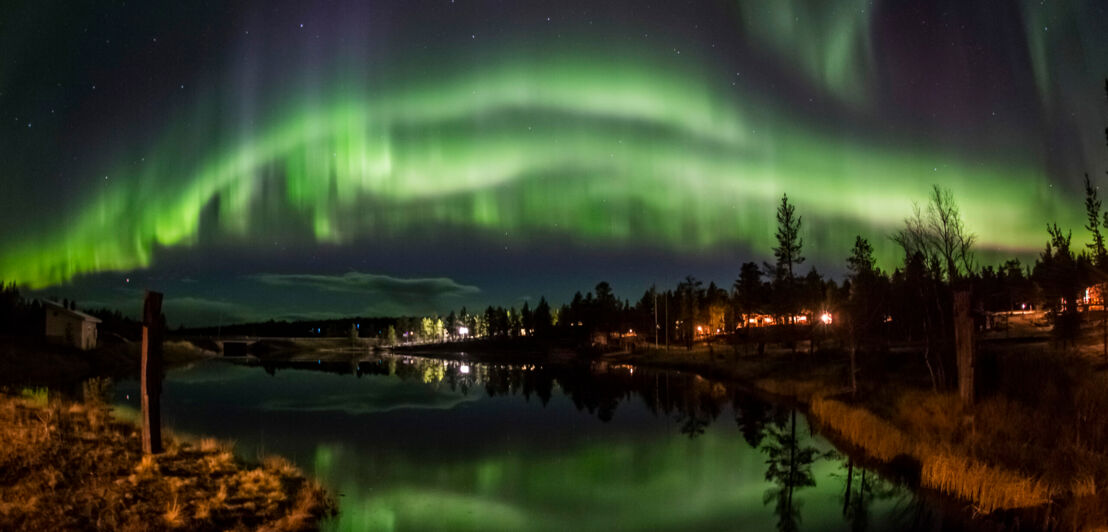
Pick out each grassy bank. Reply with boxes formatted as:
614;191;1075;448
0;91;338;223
614;336;1108;529
0;388;334;530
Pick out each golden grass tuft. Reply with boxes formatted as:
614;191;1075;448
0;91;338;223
263;455;302;478
199;437;232;453
1072;475;1097;498
163;497;184;528
134;454;161;477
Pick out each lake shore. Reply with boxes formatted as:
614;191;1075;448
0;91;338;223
367;321;1107;530
604;334;1108;530
7;322;1102;529
0;388;335;530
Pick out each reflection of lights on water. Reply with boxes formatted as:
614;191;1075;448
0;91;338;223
460;365;470;374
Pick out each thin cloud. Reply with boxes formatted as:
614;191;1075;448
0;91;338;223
247;271;482;317
247;272;480;299
162;296;250;326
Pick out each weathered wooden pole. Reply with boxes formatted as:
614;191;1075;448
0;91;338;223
141;290;164;455
953;290;974;406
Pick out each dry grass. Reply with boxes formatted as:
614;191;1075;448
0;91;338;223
922;452;1052;514
1073;475;1098;498
755;378;839;402
895;390;963;439
0;393;335;531
809;397;916;462
627;333;1108;522
164;496;184;528
809;396;1054;515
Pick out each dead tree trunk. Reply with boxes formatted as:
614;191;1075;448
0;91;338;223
141;291;164;455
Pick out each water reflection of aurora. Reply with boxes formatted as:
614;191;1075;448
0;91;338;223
312;424;903;532
115;357;946;531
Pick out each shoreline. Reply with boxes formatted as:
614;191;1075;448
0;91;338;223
0;338;336;530
379;335;1101;529
5;329;1103;529
0;389;335;530
604;340;1103;529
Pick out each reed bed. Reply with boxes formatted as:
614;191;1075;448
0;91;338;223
808;396;1054;514
809;397;916;462
921;452;1052;513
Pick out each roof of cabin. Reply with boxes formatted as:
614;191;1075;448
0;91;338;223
42;300;102;323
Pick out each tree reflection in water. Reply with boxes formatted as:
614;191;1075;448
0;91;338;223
760;409;833;532
261;356;737;433
249;354;955;530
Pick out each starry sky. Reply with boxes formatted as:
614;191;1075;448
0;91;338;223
1;1;1106;326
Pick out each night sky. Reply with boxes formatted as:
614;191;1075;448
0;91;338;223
1;1;1106;326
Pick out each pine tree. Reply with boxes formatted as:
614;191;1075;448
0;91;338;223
1085;174;1106;266
772;194;804;280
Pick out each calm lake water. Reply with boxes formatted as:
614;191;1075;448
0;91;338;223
114;354;977;531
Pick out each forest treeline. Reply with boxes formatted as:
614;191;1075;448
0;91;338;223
0;184;1095;360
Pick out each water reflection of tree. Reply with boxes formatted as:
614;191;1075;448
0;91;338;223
761;410;829;532
733;394;773;448
835;458;922;532
842;460;880;532
259;356;796;447
842;460;870;532
354;357;736;433
254;356;947;529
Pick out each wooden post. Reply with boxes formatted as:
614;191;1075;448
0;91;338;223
954;290;974;406
142;291;164;455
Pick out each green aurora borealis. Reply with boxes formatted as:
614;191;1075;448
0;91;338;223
1;1;1106;319
2;53;1072;288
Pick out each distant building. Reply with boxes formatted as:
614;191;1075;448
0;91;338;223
43;301;101;350
1086;285;1105;309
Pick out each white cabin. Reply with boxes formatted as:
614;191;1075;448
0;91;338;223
44;301;101;350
